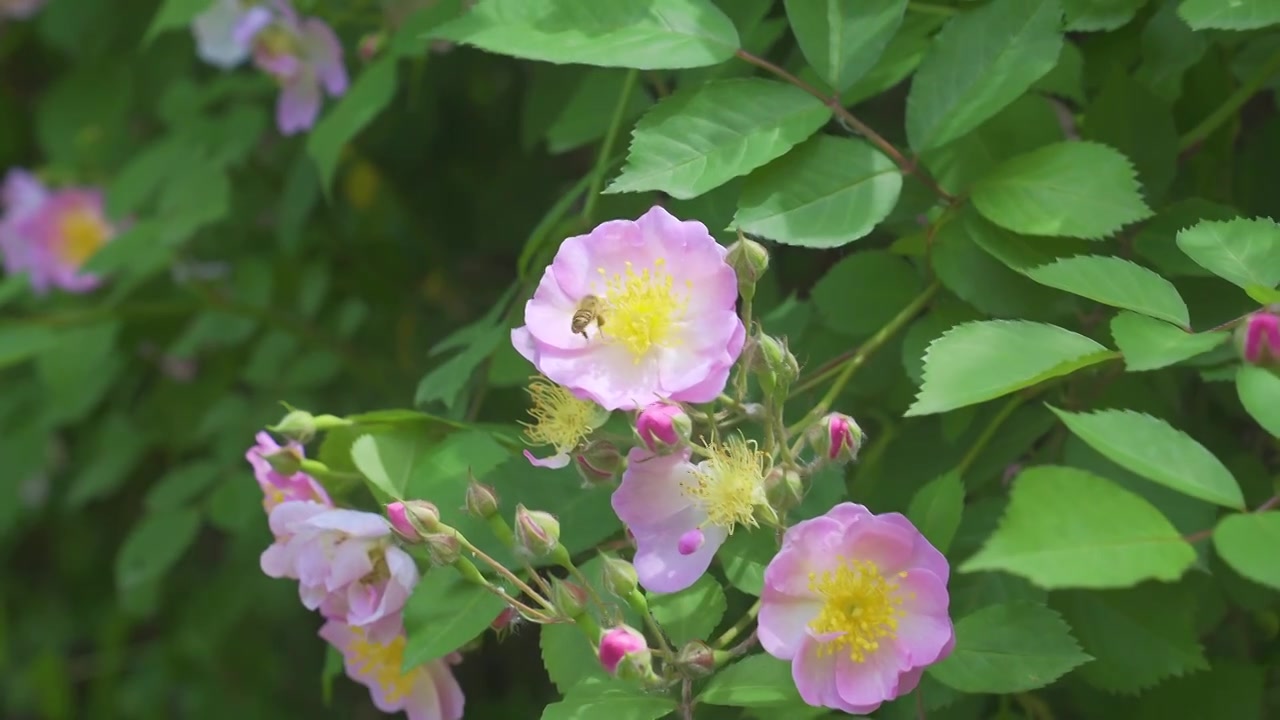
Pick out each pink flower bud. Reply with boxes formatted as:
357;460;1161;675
635;402;692;453
513;505;561;558
815;412;863;464
423;531;461;566
357;32;384;63
386;501;420;541
677;528;705;556
598;625;649;675
1237;309;1280;366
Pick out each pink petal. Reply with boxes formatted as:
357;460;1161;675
305;508;391;538
632;508;726;593
833;642;909;713
758;596;821;660
326;539;377;590
895;570;954;667
276;75;321;134
511;326;539;364
877;512;950;583
524;448;571;469
302;18;347;96
611;448;696;527
793;634;864;714
839;514;917;575
427;660;467;720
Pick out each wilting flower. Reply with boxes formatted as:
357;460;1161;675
758;503;954;714
0;170;116;294
1237;309;1280;366
511;206;745;411
598;625;650;675
320;620;465;720
248;1;348;134
191;0;272;68
611;437;771;593
261;504;418;642
246;431;331;512
520;376;610;468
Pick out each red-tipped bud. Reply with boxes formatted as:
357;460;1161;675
574;440;625;486
635;402;692;453
813;412;864;464
465;479;500;519
550;578;590;619
675;641;717;677
403;500;441;531
513;505;561;558
1237;309;1280;366
599;553;639;598
386;502;420;541
598;625;650;675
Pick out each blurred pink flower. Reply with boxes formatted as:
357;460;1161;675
320;620;465;720
0;170;116;294
191;0;272;68
758;503;954;714
512;206;745;411
245;431;331;512
249;1;348;134
0;0;45;20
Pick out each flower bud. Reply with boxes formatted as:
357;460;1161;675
634;402;692;453
491;606;521;639
386;501;421;542
423;531;462;566
574;440;625;486
752;334;799;397
513;505;561;558
402;499;441;532
599;553;639;598
268;409;351;443
1236;308;1280;366
726;235;770;300
598;625;650;676
357;32;384;63
675;641;717;677
813;412;864;464
465;479;500;519
550;578;590;619
262;446;303;476
765;467;805;513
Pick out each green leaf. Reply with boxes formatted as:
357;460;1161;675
143;0;209;43
972;141;1153;239
606;78;829;199
908;472;965;554
698;654;802;707
1237;365;1280;437
115;508;202;593
1048;407;1245;509
928;603;1091;693
541;623;607;693
1213;512;1280;590
783;0;908;92
307;58;398;193
648;574;727;645
1053;585;1208;694
1024;255;1190;327
922;95;1064;196
545;70;653;154
1179;0;1280;30
414;325;505;410
67;414;148;508
0;325;58;370
1110;312;1229;372
542;679;678;720
718;529;775;596
349;434;406;501
811;250;922;338
402;575;507;670
960;465;1197;588
1083;71;1179;202
430;0;740;70
907;320;1113;416
1063;0;1148;31
145;461;221;510
1175;218;1280;292
733;135;902;248
905;0;1064;152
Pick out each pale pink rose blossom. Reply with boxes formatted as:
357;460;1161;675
512;206;745;411
320;620;465;720
245;431;331;512
248;1;348;134
0;170;116;294
759;503;955;714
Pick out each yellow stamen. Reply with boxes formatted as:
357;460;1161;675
597;258;689;359
348;628;416;702
808;559;907;662
682;435;769;531
57;206;109;267
521;377;607;453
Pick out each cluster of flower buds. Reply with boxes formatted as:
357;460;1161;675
1237;307;1280;367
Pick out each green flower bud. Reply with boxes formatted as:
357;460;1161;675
513;505;561;559
599;553;639;598
751;334;799;398
725;235;770;301
550;578;590;619
423;531;461;566
465;479;500;519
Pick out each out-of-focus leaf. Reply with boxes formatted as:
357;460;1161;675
1237;365;1280;437
115;508;202;593
783;0;907;92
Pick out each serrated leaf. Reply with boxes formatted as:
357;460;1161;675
718;529;775;595
733;135;901;248
698;654;802;707
648;574;727;645
606;78;829;199
908;472;964;554
415;325;505;410
1213;512;1280;590
1237;365;1280;437
430;0;740;70
402;575;507;670
928;603;1091;693
960;466;1196;588
1054;585;1208;694
1063;0;1148;31
1048;407;1244;509
1025;255;1190;327
115;508;202;593
907;320;1113;416
783;0;908;92
972;141;1153;239
1179;0;1280;30
922;95;1065;196
542;679;678;720
811;250;922;337
1175;218;1280;292
905;0;1064;152
1110;312;1229;372
541;623;607;693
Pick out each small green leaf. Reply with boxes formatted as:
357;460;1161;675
734;135;902;248
811;250;922;337
718;529;775;596
960;466;1197;588
0;325;59;370
1110;312;1229;372
402;575;507;670
321;645;342;706
144;0;210;43
1237;365;1280;437
68;414;148;508
430;0;740;70
907;472;965;554
698;654;802;707
414;325;506;410
542;679;678;720
350;434;405;501
649;574;727;645
607;78;828;199
972;142;1153;240
115;508;203;593
1175;218;1280;292
783;0;908;92
905;0;1064;152
1048;407;1245;509
1083;71;1179;202
307;58;398;193
541;623;607;693
1213;512;1280;590
1025;255;1190;328
1063;0;1148;31
1179;0;1280;30
145;461;221;510
928;603;1091;693
907;320;1113;416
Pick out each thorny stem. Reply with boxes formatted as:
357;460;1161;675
582;68;639;224
712;599;761;649
733;49;956;204
1179;47;1280;152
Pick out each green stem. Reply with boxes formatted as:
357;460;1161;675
459;537;557;613
712;599;760;649
952;393;1026;478
627;589;674;657
582;69;639;224
1180;47;1280;151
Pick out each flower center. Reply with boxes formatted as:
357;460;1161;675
808;559;907;663
521;377;606;453
57;207;109;267
348;628;416;702
682;435;769;531
598;258;689;359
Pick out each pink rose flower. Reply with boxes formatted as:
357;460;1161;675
320;620;464;720
192;0;272;68
0;170;116;294
248;1;348;134
245;431;331;512
759;503;955;715
1239;309;1280;366
611;439;770;593
512;206;746;411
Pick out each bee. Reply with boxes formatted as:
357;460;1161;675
571;294;605;339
